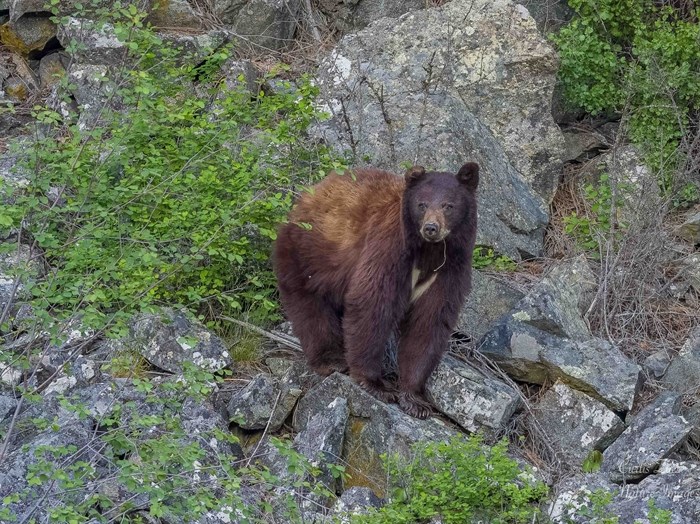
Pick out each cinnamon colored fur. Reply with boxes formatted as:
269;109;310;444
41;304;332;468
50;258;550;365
273;163;478;418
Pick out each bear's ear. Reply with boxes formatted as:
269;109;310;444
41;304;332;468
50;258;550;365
405;165;426;184
456;162;479;191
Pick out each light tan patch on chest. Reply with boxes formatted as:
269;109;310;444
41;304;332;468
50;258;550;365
410;265;437;304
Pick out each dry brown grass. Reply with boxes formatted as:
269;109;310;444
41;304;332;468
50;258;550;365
545;139;700;365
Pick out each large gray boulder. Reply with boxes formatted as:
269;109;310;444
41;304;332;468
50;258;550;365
314;0;565;259
601;393;693;483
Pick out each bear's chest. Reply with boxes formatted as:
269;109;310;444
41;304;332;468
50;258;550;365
410;265;437;304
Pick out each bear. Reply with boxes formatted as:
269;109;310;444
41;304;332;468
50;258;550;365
272;162;479;418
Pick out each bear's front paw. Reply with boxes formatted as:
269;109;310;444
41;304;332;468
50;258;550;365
398;392;434;419
352;375;398;404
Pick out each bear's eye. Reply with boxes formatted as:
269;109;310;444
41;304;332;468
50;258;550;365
418;203;427;211
442;203;454;210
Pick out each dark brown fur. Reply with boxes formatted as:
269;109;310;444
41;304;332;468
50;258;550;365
273;163;478;418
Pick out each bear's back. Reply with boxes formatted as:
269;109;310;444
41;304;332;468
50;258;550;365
290;168;404;249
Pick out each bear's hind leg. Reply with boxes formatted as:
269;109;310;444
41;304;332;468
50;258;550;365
280;289;347;376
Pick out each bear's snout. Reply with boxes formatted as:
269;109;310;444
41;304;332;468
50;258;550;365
422;222;440;240
420;211;449;242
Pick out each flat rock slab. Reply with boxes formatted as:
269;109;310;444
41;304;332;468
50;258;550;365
661;327;700;395
129;307;232;374
228;372;302;431
551;460;700;523
480;321;642;412
294;373;458;497
602;393;693;483
426;355;521;435
532;381;624;469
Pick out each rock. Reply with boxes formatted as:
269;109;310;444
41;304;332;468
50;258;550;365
293;396;348;495
425;355;521;435
551;461;700;523
0;393;18;420
456;269;524;342
227;372;301;431
58;17;226;66
128;308;232;374
147;0;204;29
9;0;153;21
38;52;66;88
316;0;426;33
294;372;457;496
0;243;41;326
679;253;700;292
662;328;700;395
561;128;605;162
518;0;574;34
56;18;125;65
532;381;624;469
0;144;31;198
219;58;259;94
478;258;640;410
265;356;321;391
0;15;57;56
478;256;640;411
0;362;22;386
314;0;564;259
510;256;596;340
0;395;93;521
480;322;642;412
602;393;693;483
333;486;384;519
595;145;660;226
643;349;671;380
676;211;700;244
682;403;700;445
216;0;301;51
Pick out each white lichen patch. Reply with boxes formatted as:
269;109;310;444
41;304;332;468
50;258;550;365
329;51;353;87
44;375;77;395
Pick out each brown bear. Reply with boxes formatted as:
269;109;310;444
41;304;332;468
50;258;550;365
273;163;478;418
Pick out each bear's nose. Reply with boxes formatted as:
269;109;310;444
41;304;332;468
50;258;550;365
423;222;439;238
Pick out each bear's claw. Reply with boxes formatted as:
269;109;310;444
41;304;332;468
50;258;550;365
398;392;434;419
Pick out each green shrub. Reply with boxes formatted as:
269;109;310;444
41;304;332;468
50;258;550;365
354;434;549;524
552;0;700;188
562;173;627;256
0;4;343;337
472;246;517;271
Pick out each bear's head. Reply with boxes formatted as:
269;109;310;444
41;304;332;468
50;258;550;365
404;162;479;243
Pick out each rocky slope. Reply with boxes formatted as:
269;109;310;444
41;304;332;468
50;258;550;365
1;1;699;522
